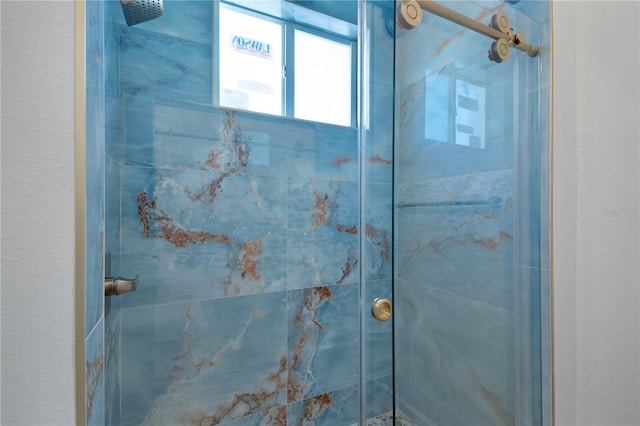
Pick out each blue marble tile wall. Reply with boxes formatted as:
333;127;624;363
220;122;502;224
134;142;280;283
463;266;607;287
393;1;549;424
85;1;106;424
100;1;394;424
86;1;125;425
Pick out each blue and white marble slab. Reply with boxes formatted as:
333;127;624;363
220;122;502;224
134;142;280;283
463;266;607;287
119;165;288;307
86;318;105;426
287;178;359;289
396;170;515;310
123;94;155;166
287;284;359;403
86;0;104;90
86;82;106;334
394;278;515;425
86;228;105;335
366;375;393;422
287;119;359;182
365;182;392;280
396;392;463;426
286;386;358;426
151;105;273;170
218;406;286;426
119;26;212;104
120;291;287;425
126;102;290;179
105;0;123;162
105;153;121;278
105;313;121;426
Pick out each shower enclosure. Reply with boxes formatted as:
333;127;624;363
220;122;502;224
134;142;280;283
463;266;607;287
80;0;551;424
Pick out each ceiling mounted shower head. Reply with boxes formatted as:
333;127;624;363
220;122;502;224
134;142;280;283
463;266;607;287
120;0;164;26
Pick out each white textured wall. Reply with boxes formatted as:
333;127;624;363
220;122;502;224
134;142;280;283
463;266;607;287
0;1;76;425
554;1;640;425
552;2;578;423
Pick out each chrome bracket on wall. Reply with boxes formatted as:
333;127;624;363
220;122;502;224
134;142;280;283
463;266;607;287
104;275;139;296
397;0;540;63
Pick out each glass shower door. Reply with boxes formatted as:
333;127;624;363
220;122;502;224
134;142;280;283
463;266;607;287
107;2;364;424
390;1;548;425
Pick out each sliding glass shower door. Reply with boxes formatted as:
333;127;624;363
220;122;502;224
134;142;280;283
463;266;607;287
389;1;550;425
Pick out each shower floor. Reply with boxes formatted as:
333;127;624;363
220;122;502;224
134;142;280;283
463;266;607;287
351;411;417;426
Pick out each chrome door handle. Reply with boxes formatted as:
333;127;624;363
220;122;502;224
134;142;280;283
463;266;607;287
104;275;138;296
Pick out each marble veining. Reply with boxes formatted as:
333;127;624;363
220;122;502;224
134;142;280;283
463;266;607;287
118;104;292;303
397;197;513;272
119;27;212;104
287;387;358;425
121;292;287;426
288;178;359;289
108;1;393;424
287;284;359;403
394;279;515;425
365;222;391;278
218;406;286;426
178;351;287;426
355;411;417;426
105;312;121;426
287;121;358;182
86;321;105;426
396;170;515;311
86;353;105;425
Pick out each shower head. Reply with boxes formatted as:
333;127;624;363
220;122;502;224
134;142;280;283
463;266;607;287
120;0;164;26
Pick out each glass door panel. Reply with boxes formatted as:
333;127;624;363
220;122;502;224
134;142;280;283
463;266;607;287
392;1;546;425
360;1;397;424
104;1;364;424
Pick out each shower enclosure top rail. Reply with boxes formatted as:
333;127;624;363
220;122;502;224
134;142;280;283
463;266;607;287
397;0;540;60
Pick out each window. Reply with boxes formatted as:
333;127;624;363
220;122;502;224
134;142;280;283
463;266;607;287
294;30;352;127
214;2;356;127
217;4;283;116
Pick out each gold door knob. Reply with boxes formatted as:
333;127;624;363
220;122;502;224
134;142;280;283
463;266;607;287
371;298;392;321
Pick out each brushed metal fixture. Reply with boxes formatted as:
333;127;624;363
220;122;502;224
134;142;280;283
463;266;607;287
397;0;422;30
488;38;511;63
397;0;540;62
489;11;511;34
104;275;139;296
371;298;393;321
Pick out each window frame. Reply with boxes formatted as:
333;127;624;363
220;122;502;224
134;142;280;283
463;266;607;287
213;0;357;128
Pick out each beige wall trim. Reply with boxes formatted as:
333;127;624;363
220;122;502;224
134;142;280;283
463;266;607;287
74;1;87;425
549;1;555;424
